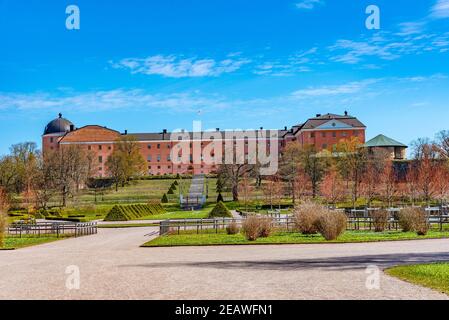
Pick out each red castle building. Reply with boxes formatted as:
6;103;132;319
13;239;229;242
42;112;367;177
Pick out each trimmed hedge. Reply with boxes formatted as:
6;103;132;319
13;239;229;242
161;194;169;203
104;203;166;221
45;216;88;222
209;202;232;218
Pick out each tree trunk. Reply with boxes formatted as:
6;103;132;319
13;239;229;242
232;185;239;202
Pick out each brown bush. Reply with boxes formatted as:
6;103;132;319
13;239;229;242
399;207;428;235
226;222;240;235
371;210;389;232
0;210;8;248
258;217;273;238
399;207;429;236
316;211;347;241
242;216;261;241
293;202;326;235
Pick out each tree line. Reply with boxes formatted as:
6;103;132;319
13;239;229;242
217;131;449;208
0;136;146;210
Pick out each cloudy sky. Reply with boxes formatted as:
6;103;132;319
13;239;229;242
0;0;449;153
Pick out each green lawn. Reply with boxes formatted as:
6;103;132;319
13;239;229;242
143;230;449;247
1;235;69;250
386;263;449;295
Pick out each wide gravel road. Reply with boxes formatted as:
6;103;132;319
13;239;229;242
1;227;449;300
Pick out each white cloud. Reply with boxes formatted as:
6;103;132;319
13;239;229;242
329;31;449;65
291;79;378;98
431;0;449;18
253;48;318;76
0;90;231;114
111;54;251;78
295;0;324;10
397;21;427;36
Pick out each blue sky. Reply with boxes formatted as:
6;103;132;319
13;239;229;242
0;0;449;154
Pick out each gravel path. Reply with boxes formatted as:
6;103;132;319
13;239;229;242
1;228;449;300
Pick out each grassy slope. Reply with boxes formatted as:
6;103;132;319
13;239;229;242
386;263;449;295
143;230;449;247
141;204;215;220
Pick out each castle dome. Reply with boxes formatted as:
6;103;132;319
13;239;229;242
44;113;74;135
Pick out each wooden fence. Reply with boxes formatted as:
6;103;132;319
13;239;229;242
8;222;98;238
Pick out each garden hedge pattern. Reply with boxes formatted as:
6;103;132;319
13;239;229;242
104;203;166;221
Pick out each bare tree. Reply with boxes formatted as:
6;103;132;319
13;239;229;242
436;130;449;160
336;137;367;208
300;145;330;199
217;164;257;202
45;145;95;207
106;136;146;191
434;163;449;206
239;174;254;211
379;159;399;208
321;164;346;206
278;143;302;204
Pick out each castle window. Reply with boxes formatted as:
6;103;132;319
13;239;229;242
311;133;315;138
88;146;91;150
50;137;54;143
157;144;161;149
98;156;103;163
157;155;161;162
147;155;152;162
99;145;102;151
147;144;152;149
322;132;326;138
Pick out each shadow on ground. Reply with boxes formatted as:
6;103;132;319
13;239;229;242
124;252;449;271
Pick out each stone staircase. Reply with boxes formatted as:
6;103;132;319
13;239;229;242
180;174;206;210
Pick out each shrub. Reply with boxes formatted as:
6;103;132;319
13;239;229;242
371;210;389;232
0;210;8;247
104;203;166;221
209;202;232;218
316;211;347;241
226;222;240;235
258;217;273;238
242;216;261;241
161;193;169;203
399;207;429;235
217;193;224;203
292;201;326;235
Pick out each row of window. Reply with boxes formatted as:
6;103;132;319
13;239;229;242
310;131;359;139
88;145;112;151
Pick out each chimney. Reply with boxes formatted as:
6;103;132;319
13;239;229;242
216;128;220;132
163;129;167;134
124;130;128;135
69;124;75;132
284;126;288;131
260;127;264;131
316;114;322;117
344;111;348;116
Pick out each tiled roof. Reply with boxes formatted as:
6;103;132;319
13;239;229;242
59;125;120;143
301;113;366;130
365;134;407;148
